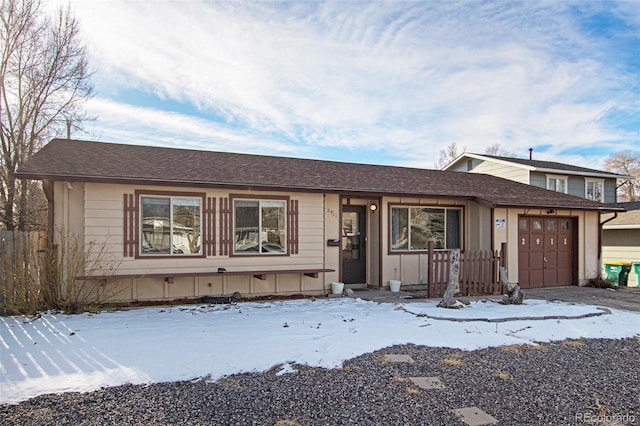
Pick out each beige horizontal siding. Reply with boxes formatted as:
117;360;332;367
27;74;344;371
472;161;530;184
81;183;329;289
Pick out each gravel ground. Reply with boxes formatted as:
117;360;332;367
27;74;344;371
1;338;638;426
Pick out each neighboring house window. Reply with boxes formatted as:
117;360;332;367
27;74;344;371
234;199;287;254
140;195;202;256
585;179;604;201
390;206;462;251
546;175;567;193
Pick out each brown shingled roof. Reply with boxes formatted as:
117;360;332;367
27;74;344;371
17;139;620;211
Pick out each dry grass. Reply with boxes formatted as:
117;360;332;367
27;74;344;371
500;343;548;353
1;228;124;315
495;370;512;381
440;352;464;367
393;376;425;396
562;340;586;350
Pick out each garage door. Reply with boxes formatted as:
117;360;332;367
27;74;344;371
518;216;576;288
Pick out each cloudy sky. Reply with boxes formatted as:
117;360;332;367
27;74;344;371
53;0;639;169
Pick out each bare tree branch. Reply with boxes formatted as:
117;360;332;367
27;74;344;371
1;0;93;230
604;150;640;202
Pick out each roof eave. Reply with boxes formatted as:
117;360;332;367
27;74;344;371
490;202;623;212
603;224;640;230
532;167;632;179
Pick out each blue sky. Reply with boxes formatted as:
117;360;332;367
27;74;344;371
54;0;640;169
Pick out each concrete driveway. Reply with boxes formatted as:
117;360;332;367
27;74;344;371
525;286;640;312
354;285;640;312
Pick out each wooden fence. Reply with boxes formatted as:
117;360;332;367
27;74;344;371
0;230;48;309
426;241;506;298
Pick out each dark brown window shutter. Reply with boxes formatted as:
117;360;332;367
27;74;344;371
219;197;232;255
288;199;299;254
203;197;216;256
123;193;138;257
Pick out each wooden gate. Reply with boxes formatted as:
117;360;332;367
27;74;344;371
426;241;505;298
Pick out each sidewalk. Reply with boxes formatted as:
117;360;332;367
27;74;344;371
351;285;640;312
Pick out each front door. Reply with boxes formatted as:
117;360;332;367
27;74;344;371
342;206;367;284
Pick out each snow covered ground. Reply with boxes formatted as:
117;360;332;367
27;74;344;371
1;297;639;405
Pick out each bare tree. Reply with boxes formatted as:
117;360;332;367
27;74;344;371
484;143;514;157
603;150;639;202
435;142;465;169
1;0;93;230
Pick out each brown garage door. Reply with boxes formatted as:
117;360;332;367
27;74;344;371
518;216;576;288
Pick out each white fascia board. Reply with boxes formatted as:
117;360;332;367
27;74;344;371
443;153;536;171
603;224;640;230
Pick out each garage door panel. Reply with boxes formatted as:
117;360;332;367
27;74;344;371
557;250;571;264
544;268;557;286
544;252;557;268
528;267;543;288
557;268;573;286
530;236;544;252
530;252;544;268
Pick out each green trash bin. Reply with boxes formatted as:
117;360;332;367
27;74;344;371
632;262;640;288
604;261;623;285
619;262;632;287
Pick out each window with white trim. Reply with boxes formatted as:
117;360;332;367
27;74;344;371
390;206;462;251
546;175;567;193
140;195;202;255
234;199;287;254
585;178;604;201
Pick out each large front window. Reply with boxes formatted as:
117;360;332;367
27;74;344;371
391;206;461;251
234;199;286;254
141;196;202;255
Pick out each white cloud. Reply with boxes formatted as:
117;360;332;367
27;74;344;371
79;98;300;156
59;0;639;167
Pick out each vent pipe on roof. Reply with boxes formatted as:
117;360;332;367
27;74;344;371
529;148;533;160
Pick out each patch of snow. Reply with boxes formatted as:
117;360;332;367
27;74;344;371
1;298;639;405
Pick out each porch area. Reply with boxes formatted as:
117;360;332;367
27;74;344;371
386;241;507;298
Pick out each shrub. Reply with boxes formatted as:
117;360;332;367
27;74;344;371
1;228;122;315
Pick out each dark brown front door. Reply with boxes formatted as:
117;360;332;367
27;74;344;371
518;216;576;288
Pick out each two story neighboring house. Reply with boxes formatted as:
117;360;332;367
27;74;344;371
443;152;632;203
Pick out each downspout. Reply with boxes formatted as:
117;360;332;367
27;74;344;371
598;211;618;278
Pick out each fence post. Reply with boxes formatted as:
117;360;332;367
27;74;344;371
427;240;434;298
497;242;508;294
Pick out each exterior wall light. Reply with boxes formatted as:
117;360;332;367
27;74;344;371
370;203;378;212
